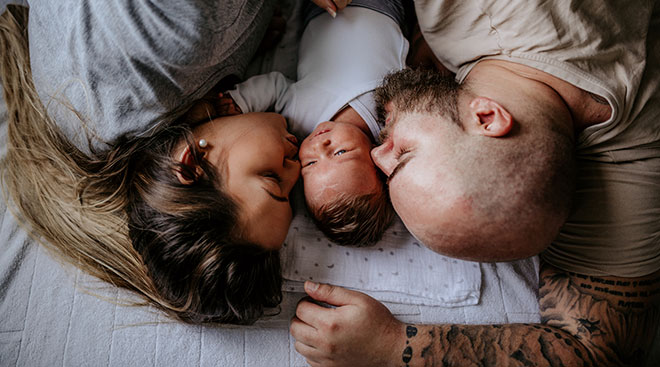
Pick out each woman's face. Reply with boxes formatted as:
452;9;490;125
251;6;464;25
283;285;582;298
192;112;301;250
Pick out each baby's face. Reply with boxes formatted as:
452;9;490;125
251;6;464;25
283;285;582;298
299;121;382;210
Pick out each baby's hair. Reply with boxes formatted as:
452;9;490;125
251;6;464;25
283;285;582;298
310;183;395;247
0;5;281;325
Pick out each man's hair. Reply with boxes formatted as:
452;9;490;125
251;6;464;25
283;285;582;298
0;6;281;325
310;184;395;247
375;67;461;129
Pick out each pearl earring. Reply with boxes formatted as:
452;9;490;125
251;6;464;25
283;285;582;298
198;139;208;148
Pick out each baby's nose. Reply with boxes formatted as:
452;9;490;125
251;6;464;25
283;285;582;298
312;137;332;151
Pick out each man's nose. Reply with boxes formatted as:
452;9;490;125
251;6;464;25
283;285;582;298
370;142;395;176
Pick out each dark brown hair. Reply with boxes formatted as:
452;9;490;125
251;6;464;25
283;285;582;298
375;67;461;130
124;127;283;324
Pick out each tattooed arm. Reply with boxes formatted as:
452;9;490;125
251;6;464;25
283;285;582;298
290;263;660;367
399;263;660;366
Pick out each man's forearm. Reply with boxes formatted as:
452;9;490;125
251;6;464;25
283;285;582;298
399;322;592;366
399;264;660;367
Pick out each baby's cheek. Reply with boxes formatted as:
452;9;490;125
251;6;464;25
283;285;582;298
299;137;313;154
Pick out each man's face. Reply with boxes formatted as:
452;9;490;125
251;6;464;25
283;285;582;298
370;105;470;249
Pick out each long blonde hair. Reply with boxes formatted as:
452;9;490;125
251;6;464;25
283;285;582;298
0;4;159;301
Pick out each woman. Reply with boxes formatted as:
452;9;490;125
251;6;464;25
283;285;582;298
0;1;299;324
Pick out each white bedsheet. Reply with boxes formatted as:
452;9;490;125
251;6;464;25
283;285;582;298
281;191;482;307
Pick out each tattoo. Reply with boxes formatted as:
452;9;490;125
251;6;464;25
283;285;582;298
576;318;604;335
399;264;660;367
402;326;418;366
402;346;413;364
539;264;660;366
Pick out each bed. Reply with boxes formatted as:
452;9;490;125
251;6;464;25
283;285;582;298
3;0;648;366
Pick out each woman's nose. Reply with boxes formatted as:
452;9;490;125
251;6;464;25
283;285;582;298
282;159;301;193
370;143;396;176
284;137;299;159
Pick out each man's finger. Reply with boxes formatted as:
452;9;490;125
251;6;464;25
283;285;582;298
295;297;335;325
304;281;365;307
293;340;323;364
290;315;323;346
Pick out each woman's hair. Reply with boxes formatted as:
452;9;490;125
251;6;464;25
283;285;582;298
124;128;283;323
0;5;281;324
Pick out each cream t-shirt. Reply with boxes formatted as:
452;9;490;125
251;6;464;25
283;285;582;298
416;0;660;277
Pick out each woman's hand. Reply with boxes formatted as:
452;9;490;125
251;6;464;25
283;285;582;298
310;0;352;18
290;281;404;367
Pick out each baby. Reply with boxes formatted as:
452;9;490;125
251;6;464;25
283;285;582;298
226;0;409;246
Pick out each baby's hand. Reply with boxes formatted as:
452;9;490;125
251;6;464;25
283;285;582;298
214;92;242;116
181;92;242;125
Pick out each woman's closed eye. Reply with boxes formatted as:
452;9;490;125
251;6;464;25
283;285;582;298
263;171;282;183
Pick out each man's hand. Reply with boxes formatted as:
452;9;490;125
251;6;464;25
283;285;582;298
290;281;404;367
310;0;352;18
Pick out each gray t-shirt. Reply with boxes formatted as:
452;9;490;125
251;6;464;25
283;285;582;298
26;0;271;152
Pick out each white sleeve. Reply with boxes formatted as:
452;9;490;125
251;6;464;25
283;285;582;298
227;71;293;113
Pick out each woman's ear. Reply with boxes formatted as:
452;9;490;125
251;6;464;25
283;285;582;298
175;145;203;185
466;97;513;137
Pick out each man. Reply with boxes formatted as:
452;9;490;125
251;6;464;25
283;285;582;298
291;0;660;365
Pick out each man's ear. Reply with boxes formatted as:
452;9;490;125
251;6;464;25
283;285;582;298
175;145;204;185
466;97;513;137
